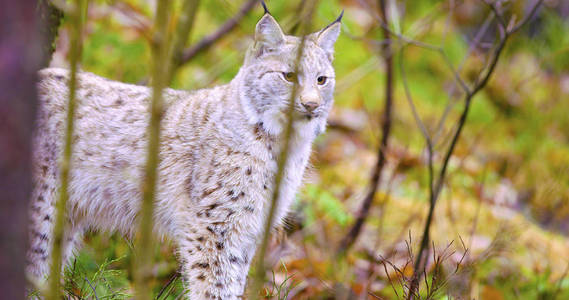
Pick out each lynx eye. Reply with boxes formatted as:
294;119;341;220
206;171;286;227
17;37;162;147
317;76;327;85
282;72;296;82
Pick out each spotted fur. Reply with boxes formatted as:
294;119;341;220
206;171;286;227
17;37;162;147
28;12;340;299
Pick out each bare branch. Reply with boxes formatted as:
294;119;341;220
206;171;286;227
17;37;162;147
337;0;395;254
178;0;260;66
167;0;200;83
399;47;432;144
381;259;400;298
482;0;507;29
360;0;471;95
408;1;544;298
509;0;543;34
432;10;496;145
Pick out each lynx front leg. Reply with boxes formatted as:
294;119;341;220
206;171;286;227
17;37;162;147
177;220;258;299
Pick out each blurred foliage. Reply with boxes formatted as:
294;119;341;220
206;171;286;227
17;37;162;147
43;0;569;298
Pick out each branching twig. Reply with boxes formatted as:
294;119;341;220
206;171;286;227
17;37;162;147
358;0;470;94
46;1;87;299
407;1;544;298
361;0;473;96
249;1;318;298
432;11;496;146
178;0;260;66
138;0;258;85
337;0;395;255
166;0;200;83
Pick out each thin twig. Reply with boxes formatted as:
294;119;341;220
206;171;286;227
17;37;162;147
399;46;432;143
249;1;318;298
432;11;496;146
84;277;99;300
156;271;180;300
482;0;507;29
399;42;436;297
381;259;399;298
509;0;542;33
359;0;471;95
337;0;395;255
46;1;87;299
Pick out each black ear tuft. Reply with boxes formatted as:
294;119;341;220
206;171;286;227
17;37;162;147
310;11;343;61
319;9;344;33
334;9;344;24
261;1;270;15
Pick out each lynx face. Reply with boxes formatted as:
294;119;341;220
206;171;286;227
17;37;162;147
239;13;341;136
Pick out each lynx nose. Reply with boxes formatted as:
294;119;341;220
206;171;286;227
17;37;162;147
302;101;319;112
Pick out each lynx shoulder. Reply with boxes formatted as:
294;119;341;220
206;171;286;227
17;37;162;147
28;9;341;299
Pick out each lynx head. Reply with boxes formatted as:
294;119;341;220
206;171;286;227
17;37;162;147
238;7;342;137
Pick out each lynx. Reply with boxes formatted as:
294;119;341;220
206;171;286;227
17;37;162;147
28;7;341;299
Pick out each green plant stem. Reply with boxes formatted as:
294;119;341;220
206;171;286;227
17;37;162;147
134;0;172;299
134;0;200;297
46;0;87;299
248;2;318;299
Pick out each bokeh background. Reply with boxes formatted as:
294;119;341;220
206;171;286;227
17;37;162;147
36;0;569;298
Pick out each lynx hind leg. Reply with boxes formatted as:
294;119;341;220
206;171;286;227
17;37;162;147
27;176;58;281
177;221;257;299
27;176;85;283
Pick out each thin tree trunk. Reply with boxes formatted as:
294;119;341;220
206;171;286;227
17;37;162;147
0;0;42;297
337;0;394;254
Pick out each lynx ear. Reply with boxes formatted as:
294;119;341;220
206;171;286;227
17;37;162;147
312;10;343;60
254;13;285;54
